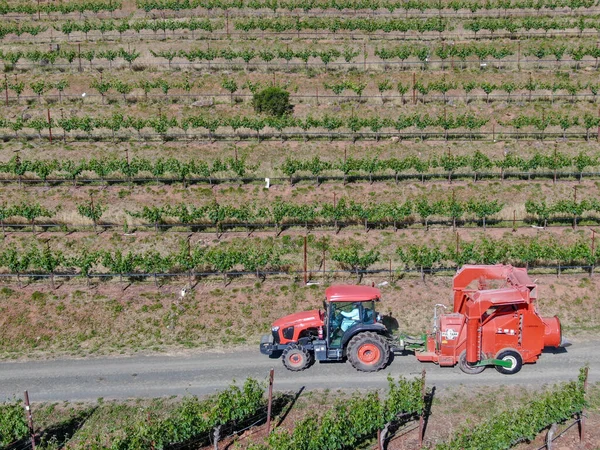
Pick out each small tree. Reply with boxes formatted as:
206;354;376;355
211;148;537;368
252;86;293;117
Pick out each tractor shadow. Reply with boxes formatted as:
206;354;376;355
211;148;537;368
542;346;569;355
382;314;400;334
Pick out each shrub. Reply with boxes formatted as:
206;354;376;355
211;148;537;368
252;87;293;117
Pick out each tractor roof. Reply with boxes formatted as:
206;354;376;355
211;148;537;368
325;285;381;302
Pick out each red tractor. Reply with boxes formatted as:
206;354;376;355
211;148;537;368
260;265;568;374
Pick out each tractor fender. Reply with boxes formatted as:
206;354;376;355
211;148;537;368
341;323;388;349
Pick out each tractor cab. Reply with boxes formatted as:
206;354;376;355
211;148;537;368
324;286;380;349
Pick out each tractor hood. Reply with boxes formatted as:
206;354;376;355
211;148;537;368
272;309;323;329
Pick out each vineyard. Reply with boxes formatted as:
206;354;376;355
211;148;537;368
0;368;591;449
1;0;600;448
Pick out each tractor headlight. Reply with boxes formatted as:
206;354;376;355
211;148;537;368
271;326;280;332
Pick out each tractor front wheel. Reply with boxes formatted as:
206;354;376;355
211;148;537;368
347;332;390;372
458;350;486;375
494;349;523;375
282;344;313;372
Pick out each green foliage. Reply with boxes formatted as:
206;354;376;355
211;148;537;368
252;86;293;117
0;400;28;447
111;378;265;449
255;375;424;450
437;368;587;450
331;242;380;276
77;200;107;227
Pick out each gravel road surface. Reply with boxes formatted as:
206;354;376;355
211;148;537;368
0;341;596;402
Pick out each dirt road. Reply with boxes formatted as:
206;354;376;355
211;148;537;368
0;340;596;402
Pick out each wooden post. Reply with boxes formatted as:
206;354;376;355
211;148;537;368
592;229;596;276
363;42;367;71
456;232;459;255
47;109;52;143
546;423;557;450
266;368;275;435
512;210;516;232
303;236;308;284
412;72;416;105
377;429;382;450
517;41;521;71
24;391;36;449
418;369;426;447
4;73;8;106
316;87;319;105
226;10;229;37
597;107;600;142
78;43;82;72
579;366;589;442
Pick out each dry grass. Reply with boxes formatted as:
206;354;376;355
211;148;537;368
0;271;598;360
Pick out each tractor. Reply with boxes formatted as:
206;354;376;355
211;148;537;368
259;265;568;374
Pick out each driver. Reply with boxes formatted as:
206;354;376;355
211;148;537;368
340;303;360;331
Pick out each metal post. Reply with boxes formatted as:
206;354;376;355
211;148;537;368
389;258;392;283
517;41;521;71
47;109;52;143
316;87;319;105
418;369;426;447
363;42;366;71
78;43;82;72
412;72;416;105
266;368;274;435
24;391;36;449
303;236;308;284
512;210;516;232
4;73;8;106
322;247;326;277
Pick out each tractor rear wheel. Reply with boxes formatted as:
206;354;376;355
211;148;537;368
347;332;390;372
494;349;523;375
458;350;486;375
282;344;313;371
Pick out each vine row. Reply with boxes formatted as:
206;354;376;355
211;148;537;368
1;151;598;185
1;234;598;283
